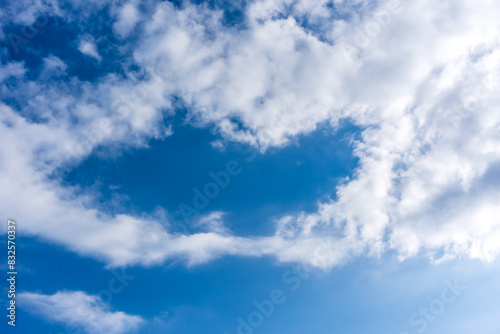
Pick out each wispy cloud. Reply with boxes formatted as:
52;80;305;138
18;291;143;334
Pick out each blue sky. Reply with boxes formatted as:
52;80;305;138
1;0;500;333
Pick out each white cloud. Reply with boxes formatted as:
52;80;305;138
0;61;25;82
192;211;230;235
40;55;67;78
78;34;101;61
113;1;141;38
18;291;143;334
0;0;62;28
1;0;500;270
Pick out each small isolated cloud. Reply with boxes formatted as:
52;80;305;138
40;55;67;78
18;291;143;334
78;34;101;61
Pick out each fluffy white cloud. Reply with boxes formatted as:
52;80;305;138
78;34;101;61
0;61;25;82
18;291;143;334
282;0;500;264
1;0;500;270
113;1;141;38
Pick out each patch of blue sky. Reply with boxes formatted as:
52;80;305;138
55;115;361;236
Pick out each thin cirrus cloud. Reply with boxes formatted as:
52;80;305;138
0;0;500;272
17;291;143;334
